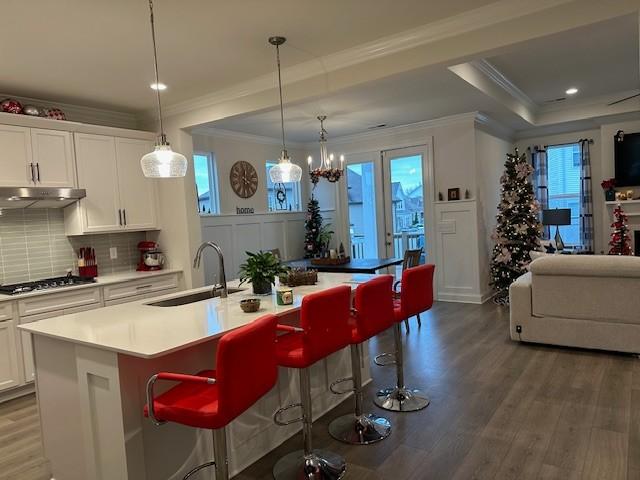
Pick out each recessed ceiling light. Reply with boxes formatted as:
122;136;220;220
150;83;167;91
565;87;578;95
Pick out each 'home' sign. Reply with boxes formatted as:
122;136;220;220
236;207;255;214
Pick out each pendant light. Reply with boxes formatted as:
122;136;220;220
268;36;302;184
140;0;187;178
308;115;344;185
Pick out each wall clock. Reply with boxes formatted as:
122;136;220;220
229;161;259;198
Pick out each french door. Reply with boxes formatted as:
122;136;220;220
382;146;427;260
341;145;432;263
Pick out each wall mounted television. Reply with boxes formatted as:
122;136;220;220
615;132;640;187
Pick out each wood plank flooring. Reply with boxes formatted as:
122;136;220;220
2;300;639;480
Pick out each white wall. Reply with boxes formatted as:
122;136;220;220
191;133;311;215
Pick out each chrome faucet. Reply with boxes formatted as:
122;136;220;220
193;242;228;298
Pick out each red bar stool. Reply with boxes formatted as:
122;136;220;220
374;264;435;412
328;275;395;444
273;285;352;480
144;314;278;480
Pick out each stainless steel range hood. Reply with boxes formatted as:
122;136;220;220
0;187;86;209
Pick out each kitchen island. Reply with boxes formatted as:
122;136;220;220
19;273;375;480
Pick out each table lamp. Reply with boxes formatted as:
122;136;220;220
542;208;571;251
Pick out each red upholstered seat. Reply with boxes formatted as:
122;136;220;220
394;264;435;323
276;285;352;369
144;314;278;430
350;275;395;344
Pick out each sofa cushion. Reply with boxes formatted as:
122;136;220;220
530;255;640;325
530;255;640;278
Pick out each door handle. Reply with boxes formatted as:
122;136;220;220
386;241;392;246
36;163;41;182
118;209;122;226
123;209;127;226
29;163;35;183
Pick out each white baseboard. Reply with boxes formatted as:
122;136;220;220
437;291;490;304
0;383;35;404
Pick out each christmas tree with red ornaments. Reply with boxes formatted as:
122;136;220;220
608;204;633;255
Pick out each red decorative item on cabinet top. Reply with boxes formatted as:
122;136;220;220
1;98;23;114
45;108;66;120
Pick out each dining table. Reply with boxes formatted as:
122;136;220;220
285;257;403;274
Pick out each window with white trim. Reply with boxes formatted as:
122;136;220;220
546;143;581;246
194;152;220;215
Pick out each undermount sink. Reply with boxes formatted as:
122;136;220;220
148;288;245;307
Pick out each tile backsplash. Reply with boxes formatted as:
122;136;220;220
0;209;145;284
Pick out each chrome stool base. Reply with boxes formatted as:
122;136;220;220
374;387;430;412
183;461;215;480
273;449;346;480
328;413;391;445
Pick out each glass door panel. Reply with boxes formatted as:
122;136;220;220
346;162;378;258
382;149;426;261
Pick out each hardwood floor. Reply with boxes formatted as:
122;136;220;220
3;300;639;479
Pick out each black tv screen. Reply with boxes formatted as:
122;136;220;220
615;132;640;187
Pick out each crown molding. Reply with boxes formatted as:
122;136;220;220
474;112;516;141
190;126;307;150
0;92;138;129
154;0;573;120
315;112;481;147
470;59;537;111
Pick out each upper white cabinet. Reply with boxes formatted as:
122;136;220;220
0;125;33;186
65;133;157;235
31;128;76;187
0;125;76;188
115;138;157;230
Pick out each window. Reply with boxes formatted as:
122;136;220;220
194;153;220;215
266;162;302;211
546;143;581;246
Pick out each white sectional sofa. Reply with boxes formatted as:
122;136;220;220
509;255;640;354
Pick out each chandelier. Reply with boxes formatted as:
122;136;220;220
308;116;344;185
267;36;302;184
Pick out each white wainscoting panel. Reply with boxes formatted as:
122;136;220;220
434;200;488;303
200;211;336;284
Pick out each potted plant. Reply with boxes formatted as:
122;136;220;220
318;224;334;258
601;178;616;201
239;251;288;295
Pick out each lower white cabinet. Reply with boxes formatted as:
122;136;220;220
0;319;21;392
19;303;102;383
3;272;181;390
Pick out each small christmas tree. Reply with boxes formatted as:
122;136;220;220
490;148;542;304
608;204;633;255
304;195;323;258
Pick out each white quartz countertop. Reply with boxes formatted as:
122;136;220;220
19;273;376;359
0;269;182;303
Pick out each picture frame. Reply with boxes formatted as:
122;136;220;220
447;188;460;201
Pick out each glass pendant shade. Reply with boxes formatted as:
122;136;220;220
141;0;187;179
269;150;302;183
141;143;188;178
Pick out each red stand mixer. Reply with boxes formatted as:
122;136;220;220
136;241;166;271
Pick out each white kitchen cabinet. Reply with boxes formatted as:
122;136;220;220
0;318;21;392
31;128;76;187
19;302;102;383
65;133;157;235
102;273;179;304
0;124;32;186
115;138;157;230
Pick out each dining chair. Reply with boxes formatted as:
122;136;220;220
394;247;423;330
